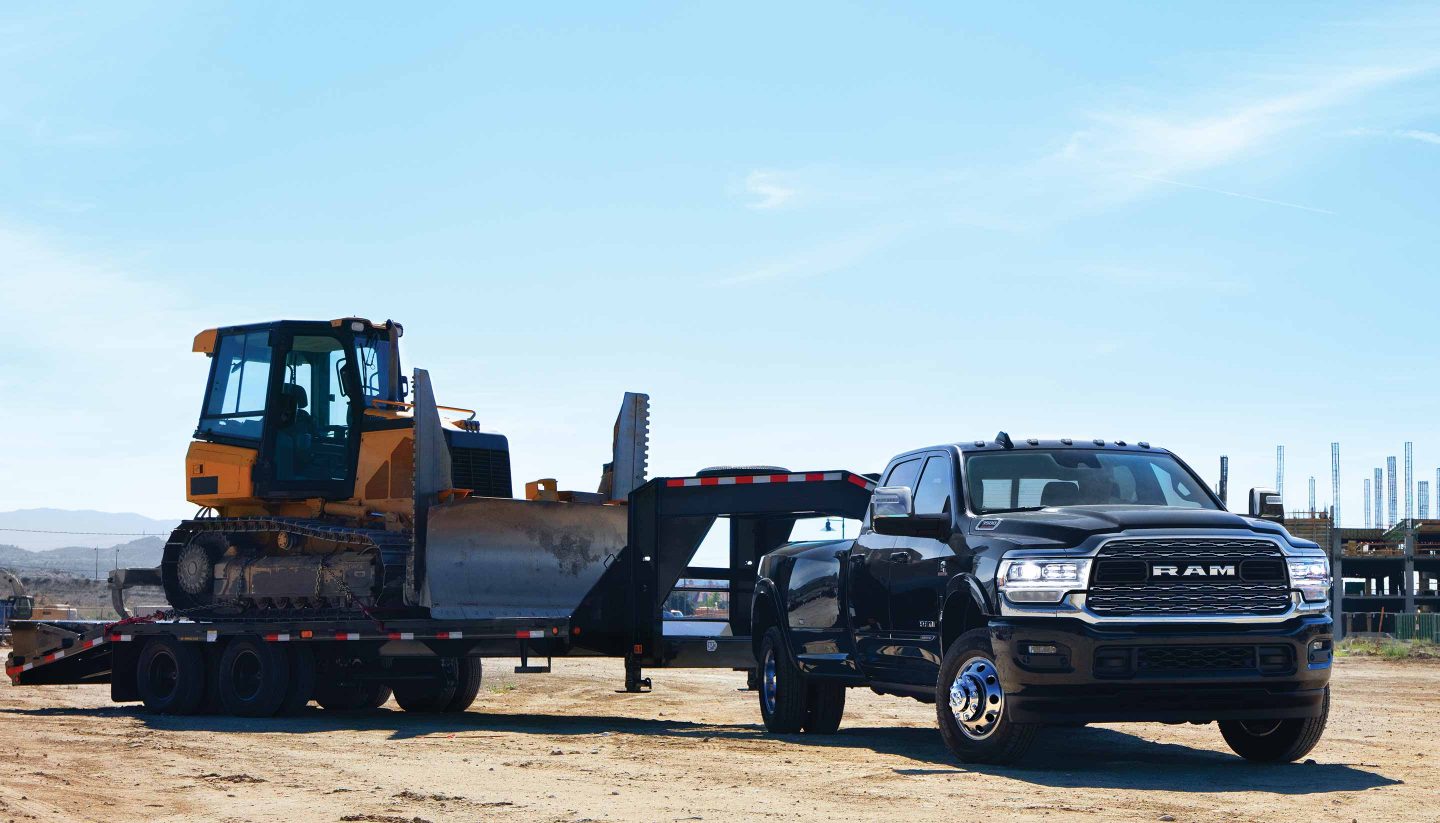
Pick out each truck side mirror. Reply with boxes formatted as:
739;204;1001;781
870;486;914;521
1248;488;1284;523
870;486;953;539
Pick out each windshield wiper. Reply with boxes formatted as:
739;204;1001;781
980;506;1047;514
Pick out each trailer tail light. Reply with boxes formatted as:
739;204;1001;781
633;644;644;654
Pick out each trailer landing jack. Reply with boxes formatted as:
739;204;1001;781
624;657;651;693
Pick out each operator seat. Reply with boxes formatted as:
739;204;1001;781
275;383;317;475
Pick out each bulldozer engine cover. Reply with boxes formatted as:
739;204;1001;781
215;553;378;603
423;497;628;620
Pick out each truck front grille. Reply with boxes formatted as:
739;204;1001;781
1094;644;1295;677
1086;538;1292;617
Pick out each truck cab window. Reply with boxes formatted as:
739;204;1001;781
883;458;923;490
913;456;952;514
355;334;393;406
199;331;272;441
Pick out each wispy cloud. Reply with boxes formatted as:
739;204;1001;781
1132;174;1337;215
1347;127;1440;145
742;171;797;210
717;227;899;285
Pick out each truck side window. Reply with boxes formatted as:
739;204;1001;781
883;458;923;491
913;456;952;514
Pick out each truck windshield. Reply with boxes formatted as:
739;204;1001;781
965;450;1219;513
354;334;394;406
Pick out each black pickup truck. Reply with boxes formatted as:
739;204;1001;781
751;436;1333;764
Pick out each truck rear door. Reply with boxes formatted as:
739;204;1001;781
883;453;955;685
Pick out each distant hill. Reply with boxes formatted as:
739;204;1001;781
0;509;178;551
0;536;166;578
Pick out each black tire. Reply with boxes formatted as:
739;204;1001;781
936;628;1039;765
757;627;807;733
1219;688;1329;763
314;680;391;711
394;657;461;713
279;645;317;715
136;638;206;715
216;637;290;717
804;680;846;734
443;658;483;713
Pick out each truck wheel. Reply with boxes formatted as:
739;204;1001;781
803;680;846;734
136;638;206;715
216;637;291;717
936;628;1038;764
443;658;483;712
1219;688;1329;763
279;645;317;715
758;627;807;733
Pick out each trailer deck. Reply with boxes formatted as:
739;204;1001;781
7;470;875;703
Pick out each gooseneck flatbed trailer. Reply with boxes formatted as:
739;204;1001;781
6;469;875;714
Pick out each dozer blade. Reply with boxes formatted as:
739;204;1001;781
422;497;628;620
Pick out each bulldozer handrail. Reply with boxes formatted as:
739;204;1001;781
368;398;477;420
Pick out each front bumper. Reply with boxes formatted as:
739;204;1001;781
990;615;1332;725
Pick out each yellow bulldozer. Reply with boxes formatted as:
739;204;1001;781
131;317;648;618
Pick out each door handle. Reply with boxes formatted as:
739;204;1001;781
888;552;912;564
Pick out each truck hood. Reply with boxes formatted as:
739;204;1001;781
976;505;1294;548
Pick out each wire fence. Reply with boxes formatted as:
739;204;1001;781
1342;611;1440;642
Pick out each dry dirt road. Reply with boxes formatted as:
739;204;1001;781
0;655;1434;823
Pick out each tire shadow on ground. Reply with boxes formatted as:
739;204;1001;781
0;705;1397;795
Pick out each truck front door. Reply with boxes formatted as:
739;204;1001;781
884;453;957;685
849;456;922;678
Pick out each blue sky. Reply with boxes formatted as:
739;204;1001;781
2;3;1439;527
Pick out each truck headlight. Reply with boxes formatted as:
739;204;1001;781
1287;557;1331;603
997;558;1092;604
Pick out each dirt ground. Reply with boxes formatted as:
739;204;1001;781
0;654;1435;823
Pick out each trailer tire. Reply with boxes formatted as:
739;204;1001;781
1219;687;1329;762
758;627;807;734
136;638;206;715
803;680;846;734
279;645;317;715
315;680;391;711
394;659;460;713
443;658;483;713
217;637;290;717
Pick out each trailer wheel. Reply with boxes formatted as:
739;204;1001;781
443;658;483;713
217;637;291;717
136;638;206;715
936;628;1038;765
1219;687;1329;762
394;657;461;713
803;680;846;734
758;627;807;733
279;645;317;715
314;680;391;711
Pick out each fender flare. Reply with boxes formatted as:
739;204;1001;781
939;574;994;649
750;577;789;660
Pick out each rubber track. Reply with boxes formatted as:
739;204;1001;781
164;517;412;610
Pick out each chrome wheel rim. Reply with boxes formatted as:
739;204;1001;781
948;655;1004;740
762;649;778;714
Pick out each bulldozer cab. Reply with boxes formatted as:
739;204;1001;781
193;318;404;500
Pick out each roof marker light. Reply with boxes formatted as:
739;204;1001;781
1115;440;1127;446
1093;439;1105;446
1138;441;1150;449
1061;438;1073;446
1027;438;1039;446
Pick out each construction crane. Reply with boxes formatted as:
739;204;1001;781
138;317;648;617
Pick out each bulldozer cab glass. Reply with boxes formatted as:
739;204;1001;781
197;322;371;500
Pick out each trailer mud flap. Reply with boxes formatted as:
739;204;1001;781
422;497;629;620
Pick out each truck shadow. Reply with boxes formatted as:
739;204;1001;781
0;705;1396;794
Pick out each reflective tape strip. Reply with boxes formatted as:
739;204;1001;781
206;631;219;643
264;633;291;642
46;650;66;663
83;637;106;649
515;630;545;639
335;632;361;641
387;632;415;641
111;634;134;642
436;631;463;640
664;471;874;490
